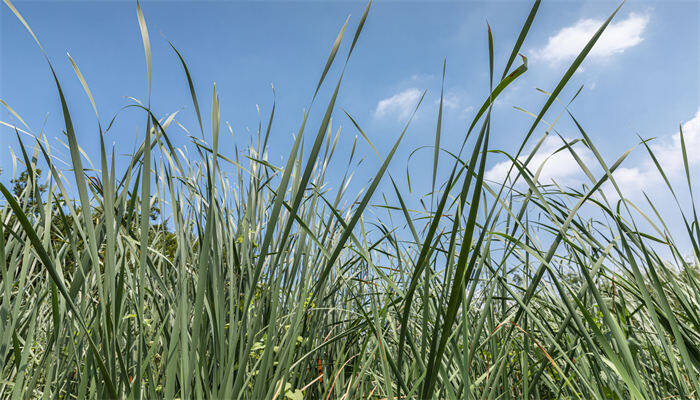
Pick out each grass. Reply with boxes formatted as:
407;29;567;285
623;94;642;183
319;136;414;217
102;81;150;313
1;0;699;399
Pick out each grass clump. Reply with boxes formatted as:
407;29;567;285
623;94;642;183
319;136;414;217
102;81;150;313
1;1;699;399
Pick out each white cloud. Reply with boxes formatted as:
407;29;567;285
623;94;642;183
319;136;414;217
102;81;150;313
651;107;700;171
374;88;422;120
435;92;474;118
485;135;596;186
440;93;461;110
410;73;435;82
603;166;654;199
485;107;700;200
606;107;700;197
532;13;649;65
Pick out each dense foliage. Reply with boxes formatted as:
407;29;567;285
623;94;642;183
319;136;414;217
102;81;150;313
1;1;698;399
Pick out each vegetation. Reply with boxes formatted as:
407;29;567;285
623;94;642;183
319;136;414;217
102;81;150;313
1;1;698;399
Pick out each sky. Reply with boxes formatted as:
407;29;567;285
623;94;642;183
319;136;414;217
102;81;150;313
1;0;699;248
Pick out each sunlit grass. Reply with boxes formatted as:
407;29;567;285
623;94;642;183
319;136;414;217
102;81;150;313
1;1;698;399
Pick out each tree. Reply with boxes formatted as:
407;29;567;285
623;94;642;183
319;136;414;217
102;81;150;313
11;167;47;214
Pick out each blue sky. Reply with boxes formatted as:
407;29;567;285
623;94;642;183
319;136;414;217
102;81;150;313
1;0;699;243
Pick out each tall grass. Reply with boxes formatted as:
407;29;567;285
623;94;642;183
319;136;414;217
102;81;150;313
1;1;699;399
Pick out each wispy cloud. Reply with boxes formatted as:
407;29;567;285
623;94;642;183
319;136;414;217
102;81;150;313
435;92;473;117
532;13;649;65
485;135;595;186
374;88;422;120
440;93;461;110
485;107;700;199
606;106;700;196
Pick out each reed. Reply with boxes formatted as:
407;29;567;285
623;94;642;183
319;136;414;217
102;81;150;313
1;1;698;398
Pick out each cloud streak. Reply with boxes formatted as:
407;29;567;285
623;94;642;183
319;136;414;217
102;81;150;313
532;13;649;65
485;135;595;186
485;107;700;200
374;88;422;120
607;106;700;196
